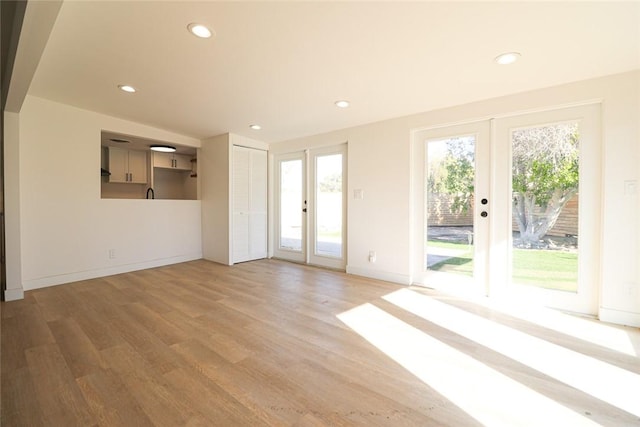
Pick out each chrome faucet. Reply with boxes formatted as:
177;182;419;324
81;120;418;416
146;187;155;199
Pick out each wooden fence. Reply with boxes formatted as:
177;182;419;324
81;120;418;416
427;193;578;237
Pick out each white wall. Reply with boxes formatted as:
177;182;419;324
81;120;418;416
4;111;23;300
10;95;203;294
271;71;640;326
200;133;231;264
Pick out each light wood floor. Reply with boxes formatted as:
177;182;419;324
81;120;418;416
2;259;639;426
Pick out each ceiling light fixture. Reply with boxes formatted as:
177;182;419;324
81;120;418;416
494;52;521;65
150;145;176;153
335;100;350;108
249;124;262;130
187;23;213;39
118;84;136;93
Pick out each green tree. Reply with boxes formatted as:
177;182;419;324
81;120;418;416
428;137;475;214
433;124;579;247
511;123;579;247
319;172;342;193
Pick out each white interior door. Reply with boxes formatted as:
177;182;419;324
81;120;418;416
413;104;601;315
274;145;347;269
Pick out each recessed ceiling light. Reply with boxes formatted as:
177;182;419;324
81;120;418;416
187;23;213;39
249;124;262;130
118;84;136;93
494;52;521;65
150;145;176;153
335;100;350;108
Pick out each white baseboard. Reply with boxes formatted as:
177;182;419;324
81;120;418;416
346;265;411;285
599;307;640;328
4;287;25;301
22;253;203;291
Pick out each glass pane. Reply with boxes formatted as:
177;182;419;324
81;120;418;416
315;154;343;258
511;122;579;292
426;136;475;276
280;159;302;251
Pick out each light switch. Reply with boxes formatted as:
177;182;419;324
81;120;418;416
624;180;637;196
354;189;364;199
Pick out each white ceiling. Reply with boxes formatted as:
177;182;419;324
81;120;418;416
27;1;640;144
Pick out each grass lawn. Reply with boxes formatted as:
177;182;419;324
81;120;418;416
427;240;578;291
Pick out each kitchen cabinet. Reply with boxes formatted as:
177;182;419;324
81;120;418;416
153;152;192;170
108;147;148;184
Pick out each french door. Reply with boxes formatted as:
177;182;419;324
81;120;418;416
274;145;347;270
412;121;491;295
413;104;601;314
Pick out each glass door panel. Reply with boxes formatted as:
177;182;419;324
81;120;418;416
274;153;306;263
309;146;347;269
314;153;343;258
426;136;476;277
510;122;580;292
280;159;303;251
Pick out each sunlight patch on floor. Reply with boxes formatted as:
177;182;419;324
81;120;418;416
480;297;638;357
384;289;640;418
337;303;599;427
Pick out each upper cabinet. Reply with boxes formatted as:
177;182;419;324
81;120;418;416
108;147;148;184
153;152;192;170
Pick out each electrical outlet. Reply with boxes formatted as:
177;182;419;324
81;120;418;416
368;251;376;263
108;249;116;259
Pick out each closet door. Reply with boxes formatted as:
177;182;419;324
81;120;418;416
232;146;267;263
